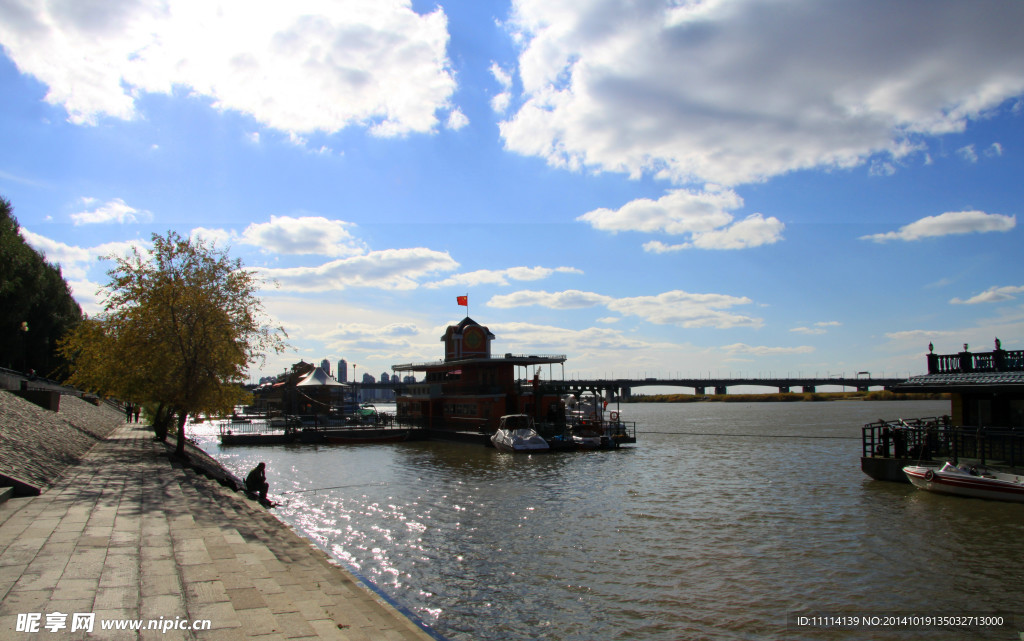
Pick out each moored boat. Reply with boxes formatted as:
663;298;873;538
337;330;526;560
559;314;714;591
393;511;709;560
903;462;1024;503
491;414;549;452
570;428;602;449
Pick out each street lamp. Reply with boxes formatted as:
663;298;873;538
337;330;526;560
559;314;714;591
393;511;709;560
19;321;29;373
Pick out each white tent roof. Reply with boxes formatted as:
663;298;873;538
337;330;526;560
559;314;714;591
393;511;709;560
296;367;346;387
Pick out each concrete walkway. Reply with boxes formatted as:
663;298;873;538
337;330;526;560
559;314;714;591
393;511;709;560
0;423;440;641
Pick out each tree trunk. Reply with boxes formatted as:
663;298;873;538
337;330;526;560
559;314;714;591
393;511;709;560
174;411;188;458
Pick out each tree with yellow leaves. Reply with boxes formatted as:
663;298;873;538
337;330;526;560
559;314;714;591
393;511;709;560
60;231;287;457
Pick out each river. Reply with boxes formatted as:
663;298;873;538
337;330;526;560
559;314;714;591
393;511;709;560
190;400;1024;641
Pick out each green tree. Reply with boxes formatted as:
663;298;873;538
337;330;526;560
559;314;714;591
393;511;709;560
60;231;287;456
0;196;82;377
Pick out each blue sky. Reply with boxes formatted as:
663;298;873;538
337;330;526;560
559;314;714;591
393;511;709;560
2;0;1023;387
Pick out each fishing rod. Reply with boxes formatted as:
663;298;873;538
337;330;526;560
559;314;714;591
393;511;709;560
277;481;391;495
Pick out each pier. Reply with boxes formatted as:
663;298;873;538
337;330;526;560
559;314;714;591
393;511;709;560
860;341;1024;482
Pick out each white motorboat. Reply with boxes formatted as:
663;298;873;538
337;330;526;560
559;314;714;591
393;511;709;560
491;414;549;453
571;428;602;449
903;462;1024;503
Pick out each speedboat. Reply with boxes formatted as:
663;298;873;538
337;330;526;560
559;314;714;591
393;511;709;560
571;428;602;450
491;414;549;453
903;462;1024;503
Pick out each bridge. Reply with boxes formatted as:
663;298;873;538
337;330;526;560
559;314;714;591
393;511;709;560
538;376;906;399
352;375;907;400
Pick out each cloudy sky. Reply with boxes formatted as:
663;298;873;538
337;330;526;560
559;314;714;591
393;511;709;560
2;0;1023;386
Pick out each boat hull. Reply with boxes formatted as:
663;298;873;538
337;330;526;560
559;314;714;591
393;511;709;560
903;465;1024;503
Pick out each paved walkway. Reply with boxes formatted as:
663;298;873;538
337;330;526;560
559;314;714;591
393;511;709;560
0;423;439;641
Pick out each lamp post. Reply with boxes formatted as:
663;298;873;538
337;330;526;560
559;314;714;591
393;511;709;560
19;321;29;373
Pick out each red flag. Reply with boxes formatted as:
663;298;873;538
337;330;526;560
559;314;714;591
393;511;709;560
457;295;468;306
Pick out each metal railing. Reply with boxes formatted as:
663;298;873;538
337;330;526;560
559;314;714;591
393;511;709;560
863;416;1024;468
927;348;1024;374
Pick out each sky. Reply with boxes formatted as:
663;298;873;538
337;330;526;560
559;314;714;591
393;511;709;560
2;0;1023;390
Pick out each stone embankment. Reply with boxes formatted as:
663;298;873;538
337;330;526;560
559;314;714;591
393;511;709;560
0;390;124;495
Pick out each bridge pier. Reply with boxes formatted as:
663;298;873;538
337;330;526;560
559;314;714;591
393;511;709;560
714;386;727;395
694;387;705;396
802;385;816;393
778;386;790;394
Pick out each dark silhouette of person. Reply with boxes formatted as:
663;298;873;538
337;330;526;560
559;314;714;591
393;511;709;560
246;462;269;502
125;403;133;422
134;405;141;423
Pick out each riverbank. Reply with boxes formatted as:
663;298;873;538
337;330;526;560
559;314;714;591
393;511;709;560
0;390;441;640
627;390;948;403
0;390;124;495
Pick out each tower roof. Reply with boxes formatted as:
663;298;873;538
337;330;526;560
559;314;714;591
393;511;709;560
441;316;495;340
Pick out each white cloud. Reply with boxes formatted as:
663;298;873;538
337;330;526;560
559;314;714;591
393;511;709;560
426;265;581;288
579;188;738;234
860;210;1016;242
490;62;514;114
446;108;470;130
607;291;762;329
70;198;152;225
239;215;366;256
489;288;762;329
0;0;458;138
951;285;1024;305
253;247;459;292
18;229;93;273
790;321;841;335
488;289;612;309
721;343;815;356
316;322;422;352
191;226;237;248
579;187;784;251
66;279;104;316
957;144;978;163
19;229;146;280
500;0;1024;186
489;321;653;353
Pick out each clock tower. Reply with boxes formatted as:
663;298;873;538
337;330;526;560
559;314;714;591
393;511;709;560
442;317;494;361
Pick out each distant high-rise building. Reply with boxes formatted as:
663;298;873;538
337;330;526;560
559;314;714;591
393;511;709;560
321;358;331;376
380;372;390;383
338;359;348;382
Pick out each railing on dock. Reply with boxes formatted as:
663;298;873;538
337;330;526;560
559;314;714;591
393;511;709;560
927;346;1024;374
863;416;1024;468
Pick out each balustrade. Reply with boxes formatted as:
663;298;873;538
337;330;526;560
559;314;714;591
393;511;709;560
927;346;1024;374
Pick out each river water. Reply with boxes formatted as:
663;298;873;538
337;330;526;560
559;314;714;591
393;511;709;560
190;401;1024;641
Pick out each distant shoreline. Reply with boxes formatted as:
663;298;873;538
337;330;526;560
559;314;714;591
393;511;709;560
625;391;949;403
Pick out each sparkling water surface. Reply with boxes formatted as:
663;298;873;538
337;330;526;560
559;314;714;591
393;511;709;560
191;401;1024;641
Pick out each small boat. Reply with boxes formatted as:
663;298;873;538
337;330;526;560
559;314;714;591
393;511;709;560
903;462;1024;503
571;428;602;450
491;415;549;453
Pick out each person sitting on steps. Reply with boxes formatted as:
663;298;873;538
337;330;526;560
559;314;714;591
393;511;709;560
245;462;270;503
